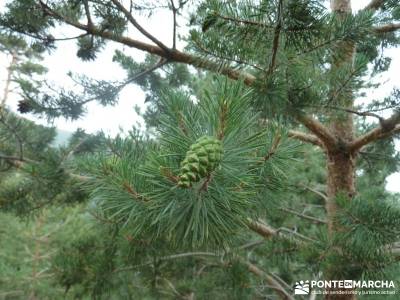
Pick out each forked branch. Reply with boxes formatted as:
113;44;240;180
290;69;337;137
37;0;334;143
110;0;170;53
295;113;337;149
349;111;400;152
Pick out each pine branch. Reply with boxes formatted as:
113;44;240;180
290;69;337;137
115;250;293;300
110;0;170;54
122;181;150;202
298;183;328;201
170;0;177;49
295;113;337;150
374;23;400;33
38;1;256;85
267;0;283;75
363;0;386;11
316;105;384;120
37;0;335;151
83;0;93;28
279;207;326;224
247;219;313;242
327;63;367;105
247;219;278;238
349;111;400;152
263;133;281;161
240;258;295;300
192;39;264;70
287;130;323;147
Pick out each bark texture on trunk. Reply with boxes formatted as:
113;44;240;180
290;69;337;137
1;51;17;108
326;149;356;231
324;0;357;299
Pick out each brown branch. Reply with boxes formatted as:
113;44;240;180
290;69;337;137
363;0;386;11
170;0;177;49
110;0;170;54
298;183;328;201
280;207;326;224
160;166;180;183
247;219;316;243
349;111;400;152
83;0;93;28
321;105;383;120
123;58;168;86
215;14;273;29
264;134;281;161
287;130;323;147
267;0;282;75
113;252;219;273
38;1;256;85
240;258;294;300
122;181;149;202
247;219;278;238
37;0;336;147
295;113;337;150
374;23;400;34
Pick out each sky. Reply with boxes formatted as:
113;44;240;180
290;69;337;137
0;0;399;191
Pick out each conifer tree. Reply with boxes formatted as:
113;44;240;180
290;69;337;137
0;31;92;214
1;1;400;299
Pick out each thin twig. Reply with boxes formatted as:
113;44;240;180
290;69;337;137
264;134;281;161
267;0;283;75
298;183;328;201
170;0;177;49
110;0;171;54
83;0;93;28
280;207;326;224
38;0;256;85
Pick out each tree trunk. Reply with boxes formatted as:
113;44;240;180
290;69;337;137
1;51;17;108
324;0;357;299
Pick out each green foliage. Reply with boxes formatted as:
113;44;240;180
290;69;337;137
327;194;400;279
77;35;105;61
75;80;301;248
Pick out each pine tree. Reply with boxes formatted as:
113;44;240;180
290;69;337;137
1;1;400;299
0;30;91;216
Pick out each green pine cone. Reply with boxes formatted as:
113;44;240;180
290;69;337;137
178;136;223;188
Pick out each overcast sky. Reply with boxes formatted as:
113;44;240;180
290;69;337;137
0;0;399;191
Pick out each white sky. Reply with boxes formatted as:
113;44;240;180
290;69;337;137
0;0;399;191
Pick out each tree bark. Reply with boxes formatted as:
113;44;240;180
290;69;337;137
1;51;17;108
324;1;357;299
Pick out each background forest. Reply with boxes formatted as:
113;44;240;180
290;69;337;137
1;0;400;299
